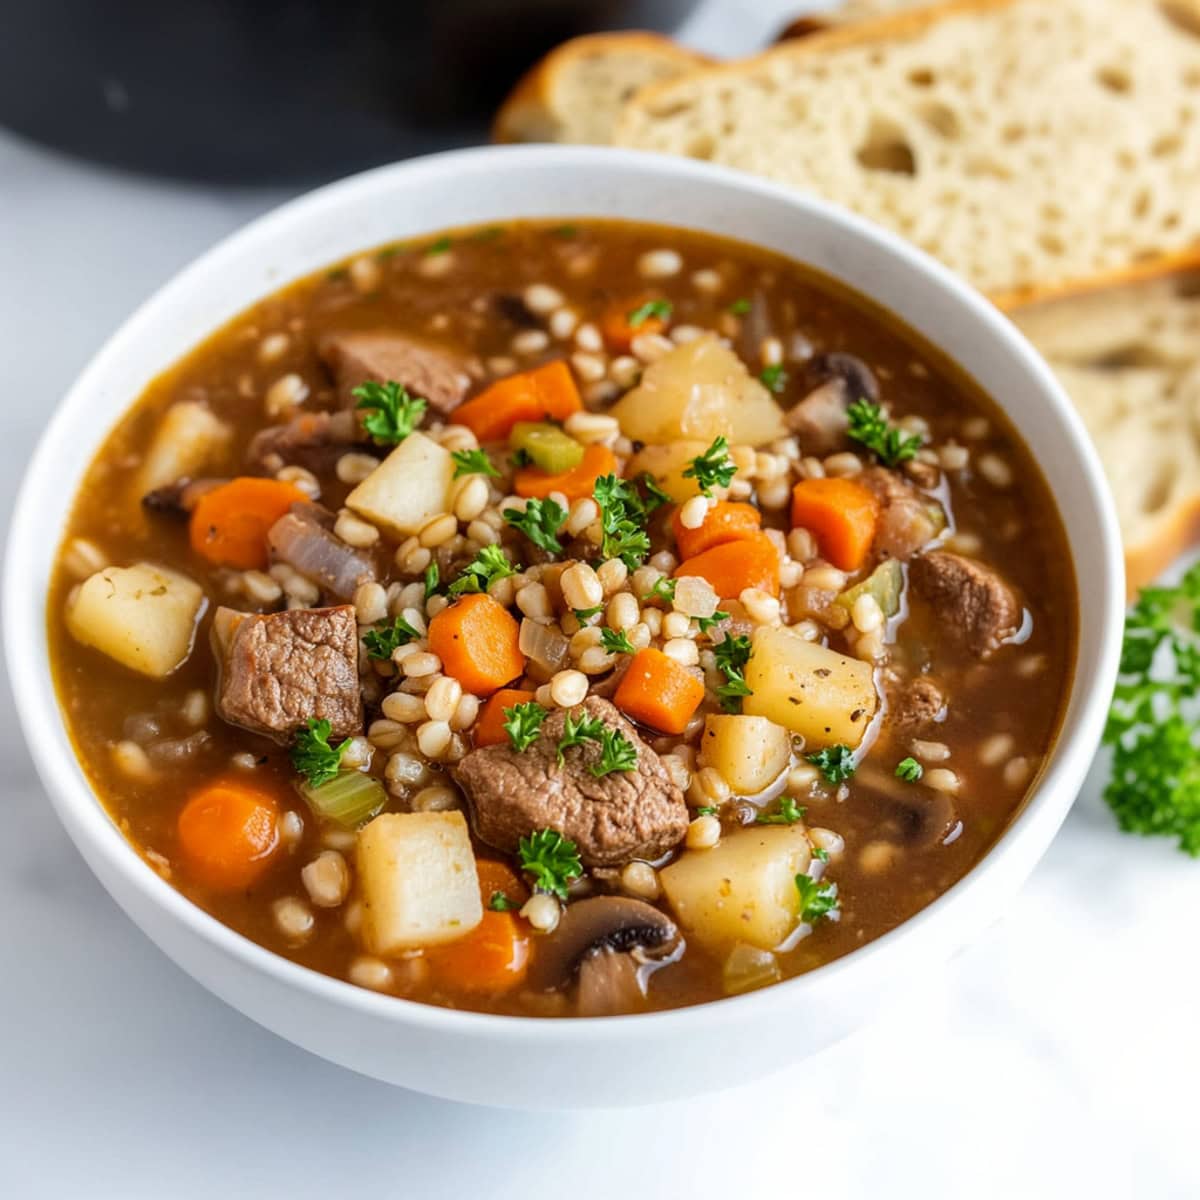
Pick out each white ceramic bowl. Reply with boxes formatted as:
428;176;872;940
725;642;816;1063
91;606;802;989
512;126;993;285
4;145;1124;1108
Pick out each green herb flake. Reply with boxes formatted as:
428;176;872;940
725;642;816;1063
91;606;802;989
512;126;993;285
451;448;500;479
807;744;857;785
695;805;718;817
447;545;519;597
590;727;639;777
290;718;352;788
572;605;605;624
755;796;806;825
600;628;637;655
518;829;582;900
361;615;421;661
488;891;517;912
503;701;549;753
682;436;737;497
352;379;427;445
503;496;567;555
423;561;440;599
696;610;731;635
813;847;830;863
593;474;653;570
640;474;672;512
555;709;607;766
627;299;673;328
643;576;677;605
713;633;754;714
795;874;840;924
760;364;789;394
426;236;453;255
895;756;924;783
846;398;923;467
728;298;752;315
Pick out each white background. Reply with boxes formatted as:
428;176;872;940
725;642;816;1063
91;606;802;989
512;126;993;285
2;2;1198;1196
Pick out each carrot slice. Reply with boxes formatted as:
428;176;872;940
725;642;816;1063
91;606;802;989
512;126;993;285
188;477;308;570
454;361;582;443
177;779;280;892
426;910;531;993
613;647;705;735
514;443;618;501
790;477;880;572
475;858;529;908
600;294;668;353
474;687;537;747
674;531;781;599
428;593;526;696
672;500;763;561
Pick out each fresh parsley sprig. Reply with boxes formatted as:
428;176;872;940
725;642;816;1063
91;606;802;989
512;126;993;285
361;615;421;660
489;891;518;912
643;576;676;605
447;544;519;597
503;497;567;555
555;709;607;765
683;436;736;497
554;708;638;776
352;379;427;445
518;829;582;901
451;448;500;479
846;398;922;467
627;298;673;328
808;744;856;784
600;628;637;655
713;633;753;713
695;609;731;635
290;718;352;788
594;474;652;570
895;756;924;783
795;874;840;924
755;796;806;825
760;364;788;394
503;701;549;752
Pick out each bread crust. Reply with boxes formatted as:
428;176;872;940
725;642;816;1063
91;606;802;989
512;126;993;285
493;31;710;145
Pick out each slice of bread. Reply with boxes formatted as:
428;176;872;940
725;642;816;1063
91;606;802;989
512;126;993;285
1012;272;1200;593
615;0;1200;305
494;32;710;146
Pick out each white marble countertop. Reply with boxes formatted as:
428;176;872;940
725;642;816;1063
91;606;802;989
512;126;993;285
2;3;1198;1196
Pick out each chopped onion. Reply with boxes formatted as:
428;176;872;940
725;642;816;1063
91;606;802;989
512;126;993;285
673;574;718;618
519;617;569;672
299;771;386;828
722;942;781;996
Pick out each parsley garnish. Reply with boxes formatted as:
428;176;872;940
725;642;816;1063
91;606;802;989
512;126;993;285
728;298;752;315
808;744;856;784
353;380;427;445
551;224;579;239
503;497;567;555
713;634;753;713
503;701;548;752
361;615;421;660
556;709;607;765
488;891;517;911
682;436;736;497
640;474;672;512
510;447;534;469
696;609;730;634
447;544;519;597
795;874;840;923
594;474;652;569
643;576;677;605
423;561;440;599
846;398;922;467
600;628;637;655
895;756;924;783
572;605;605;624
1104;561;1200;854
760;364;788;394
290;718;351;788
518;829;582;900
627;299;673;328
695;805;718;817
426;236;453;255
756;796;806;825
451;448;500;479
591;727;639;776
812;847;830;863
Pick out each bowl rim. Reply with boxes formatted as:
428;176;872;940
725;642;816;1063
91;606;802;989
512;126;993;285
3;143;1125;1040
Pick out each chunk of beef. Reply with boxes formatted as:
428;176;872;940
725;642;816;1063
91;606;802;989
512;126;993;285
247;410;359;475
319;330;470;414
141;477;226;519
860;466;945;560
454;697;688;867
267;502;376;601
213;605;362;741
909;551;1022;657
889;676;947;730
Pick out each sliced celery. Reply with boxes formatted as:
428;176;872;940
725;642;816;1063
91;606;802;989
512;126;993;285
836;558;903;619
509;421;584;473
299;771;386;828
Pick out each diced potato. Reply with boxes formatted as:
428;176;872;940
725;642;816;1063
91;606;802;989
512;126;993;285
743;625;878;749
137;401;232;493
611;335;786;446
66;562;205;678
660;825;812;952
699;714;791;795
357;811;482;954
345;432;453;538
628;440;715;503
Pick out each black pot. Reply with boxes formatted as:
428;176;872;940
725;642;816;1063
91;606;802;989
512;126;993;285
0;0;700;183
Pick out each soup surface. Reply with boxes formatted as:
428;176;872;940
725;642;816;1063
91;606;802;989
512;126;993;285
49;219;1075;1016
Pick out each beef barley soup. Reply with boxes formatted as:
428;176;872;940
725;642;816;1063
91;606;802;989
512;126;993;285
48;219;1076;1016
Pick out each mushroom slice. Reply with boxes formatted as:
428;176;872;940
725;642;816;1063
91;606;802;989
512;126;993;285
807;351;880;404
529;897;681;1014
